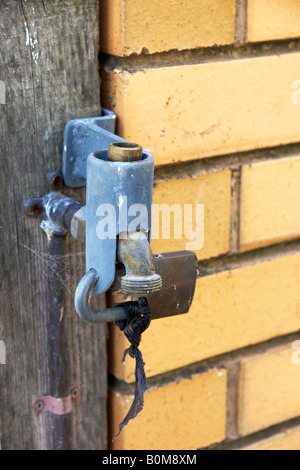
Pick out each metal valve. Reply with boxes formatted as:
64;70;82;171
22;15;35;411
24;109;197;324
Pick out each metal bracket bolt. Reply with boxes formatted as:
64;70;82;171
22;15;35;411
33;386;80;416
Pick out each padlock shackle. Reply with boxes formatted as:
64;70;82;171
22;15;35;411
74;268;129;324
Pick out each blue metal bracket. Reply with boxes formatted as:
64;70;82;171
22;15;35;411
62;108;127;188
62;108;156;296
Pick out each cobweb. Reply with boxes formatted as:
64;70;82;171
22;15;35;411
0;224;86;295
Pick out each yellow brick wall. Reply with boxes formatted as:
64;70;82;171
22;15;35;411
109;370;227;450
247;0;300;42
241;426;300;451
100;0;236;55
151;170;232;259
101;54;300;165
100;0;300;450
240;157;300;250
238;345;300;435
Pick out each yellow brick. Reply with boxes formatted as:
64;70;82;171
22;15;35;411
239;344;300;435
100;0;236;56
102;53;300;166
109;252;300;381
240;157;300;251
152;170;231;260
248;0;300;42
109;369;227;450
100;0;122;57
241;426;300;450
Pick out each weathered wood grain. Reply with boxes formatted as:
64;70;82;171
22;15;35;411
0;0;107;450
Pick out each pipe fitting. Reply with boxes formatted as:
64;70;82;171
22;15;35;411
117;231;162;296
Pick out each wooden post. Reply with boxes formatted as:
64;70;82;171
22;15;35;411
0;0;107;450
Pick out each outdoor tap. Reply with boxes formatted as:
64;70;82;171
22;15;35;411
117;230;162;297
25;110;197;325
74;141;162;322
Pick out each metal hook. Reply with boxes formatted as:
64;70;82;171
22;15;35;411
74;269;129;324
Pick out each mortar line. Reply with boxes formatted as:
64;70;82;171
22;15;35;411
154;142;300;183
100;38;300;72
235;0;248;44
109;330;300;394
198;238;300;277
230;167;242;253
208;415;300;450
226;361;241;440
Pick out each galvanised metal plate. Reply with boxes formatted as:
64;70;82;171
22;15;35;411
62;108;126;188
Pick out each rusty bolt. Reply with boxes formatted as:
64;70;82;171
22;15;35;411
51;174;63;188
71;387;79;398
30;202;43;215
34;400;45;413
70;387;79;399
24;198;44;217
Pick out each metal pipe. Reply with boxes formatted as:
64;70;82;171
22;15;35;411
43;192;83;232
74;269;129;324
47;233;71;450
107;142;143;162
